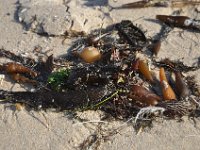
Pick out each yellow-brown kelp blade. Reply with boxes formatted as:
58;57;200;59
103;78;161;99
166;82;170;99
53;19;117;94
160;68;176;100
138;60;154;82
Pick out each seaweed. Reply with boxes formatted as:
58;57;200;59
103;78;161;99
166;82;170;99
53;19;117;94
0;48;36;66
0;85;111;111
115;20;147;49
47;69;70;91
154;58;199;72
0;20;200;132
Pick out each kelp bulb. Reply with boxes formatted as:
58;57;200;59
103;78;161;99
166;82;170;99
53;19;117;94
80;47;101;63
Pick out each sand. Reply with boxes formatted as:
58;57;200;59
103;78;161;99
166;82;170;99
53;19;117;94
1;0;200;149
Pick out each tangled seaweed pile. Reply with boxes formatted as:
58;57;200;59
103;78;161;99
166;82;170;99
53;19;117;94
0;17;200;128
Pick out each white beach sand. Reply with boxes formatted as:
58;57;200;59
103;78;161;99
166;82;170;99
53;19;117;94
1;0;200;149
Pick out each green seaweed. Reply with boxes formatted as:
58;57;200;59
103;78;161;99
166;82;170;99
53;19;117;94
47;68;70;91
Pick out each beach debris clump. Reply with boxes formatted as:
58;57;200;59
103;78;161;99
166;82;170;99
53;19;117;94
0;18;200;129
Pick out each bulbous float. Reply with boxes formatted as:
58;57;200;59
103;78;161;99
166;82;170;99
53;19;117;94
79;46;101;63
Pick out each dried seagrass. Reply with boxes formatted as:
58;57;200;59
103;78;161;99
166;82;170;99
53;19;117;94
158;99;197;118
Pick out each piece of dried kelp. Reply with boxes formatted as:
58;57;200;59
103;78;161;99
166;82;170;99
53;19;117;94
34;55;54;83
115;20;147;49
0;48;36;66
66;65;119;88
154;59;199;72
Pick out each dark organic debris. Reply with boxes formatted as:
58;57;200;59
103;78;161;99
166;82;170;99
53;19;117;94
115;20;147;49
35;54;54;82
0;48;36;66
154;58;199;72
0;86;111;111
0;19;200;132
0;51;54;85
